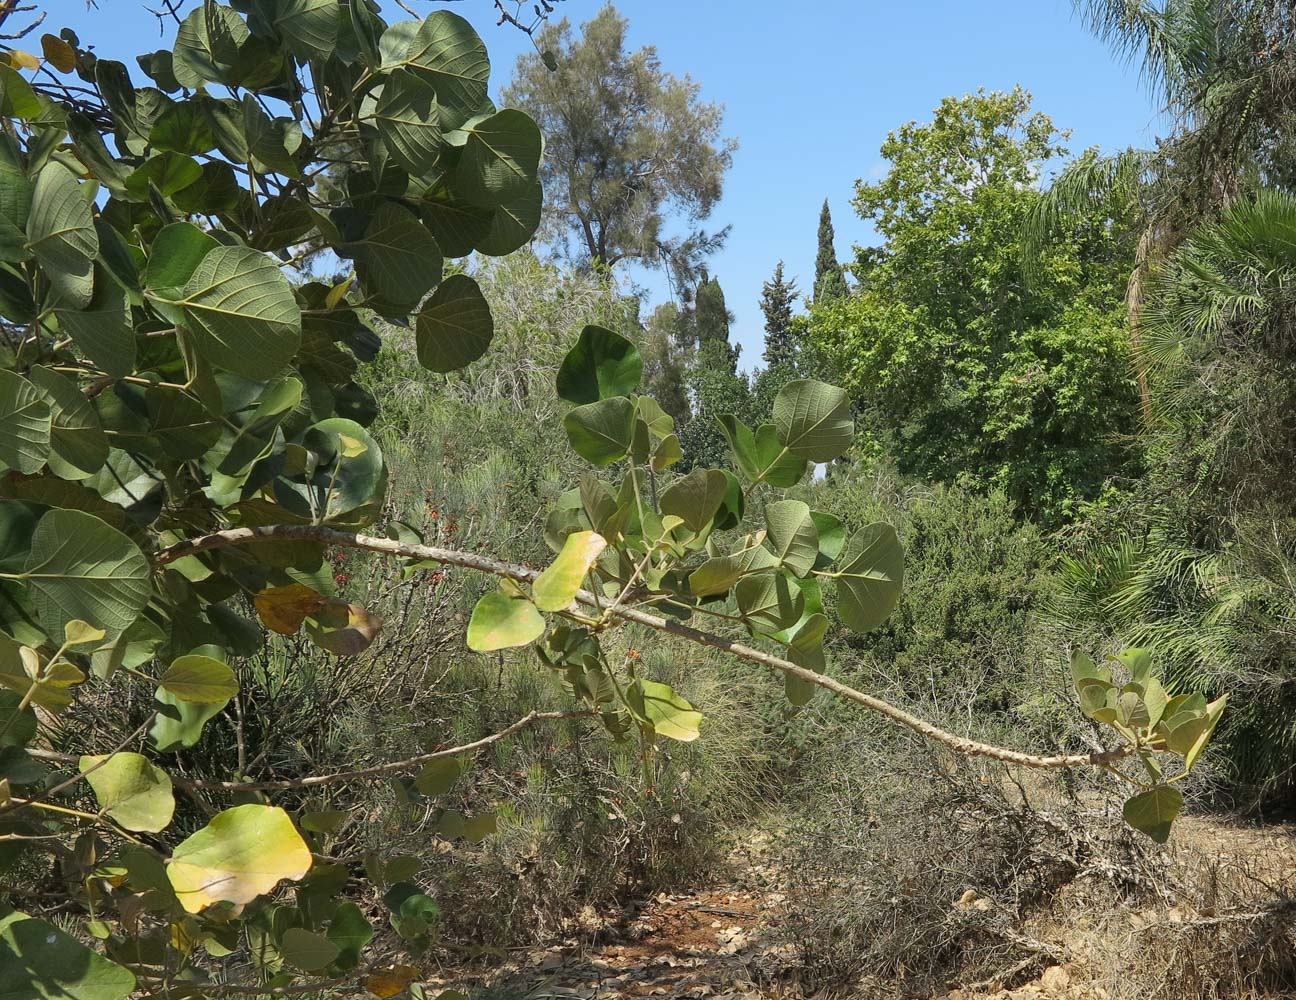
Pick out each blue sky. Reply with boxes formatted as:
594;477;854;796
60;0;1161;368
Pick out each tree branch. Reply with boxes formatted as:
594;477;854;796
157;526;1133;771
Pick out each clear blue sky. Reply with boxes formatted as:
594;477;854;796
60;0;1160;369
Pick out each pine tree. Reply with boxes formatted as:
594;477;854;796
814;199;848;303
760;261;799;366
692;272;738;370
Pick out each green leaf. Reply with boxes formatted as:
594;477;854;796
466;591;544;652
275;0;340;60
374;68;442;174
163;244;302;379
0;369;51;475
50;266;135;377
172;3;250;89
1122;785;1183;844
420;193;493;257
413;757;462;796
280;927;340;972
809;511;846;566
688;554;743;598
660;469;728;535
476;181;543;256
763;500;819;577
0;63;43;120
627;679;702;742
327;901;373;971
563;396;634;466
124;152;202;199
717;415;806;487
1185;694;1228;771
23;508;151;641
348;203;443;316
735;572;804;632
415;273;493;372
833;523;904;634
0;690;36;748
29;365;108;480
652;433;682;472
79;752;175;833
0;907;136;1000
533;530;606;612
556;325;643;404
149;687;229;752
1116;647;1154;684
144;222;220;293
159;654;238;703
456;108;543;208
167;804;313;913
26;162;97;307
402;11;489;116
772;379;853;463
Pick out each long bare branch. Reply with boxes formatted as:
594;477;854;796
158;526;1132;770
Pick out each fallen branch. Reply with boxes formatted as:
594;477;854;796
159;526;1133;771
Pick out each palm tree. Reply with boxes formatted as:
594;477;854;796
1026;0;1296;412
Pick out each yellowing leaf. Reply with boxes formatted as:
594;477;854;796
325;273;354;308
532;530;606;612
167;804;312;913
338;433;367;458
366;965;420;998
64;619;107;648
305;599;382;656
160;655;239;702
40;34;76;73
7;49;40;71
254;583;327;635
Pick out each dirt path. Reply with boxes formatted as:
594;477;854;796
438;885;793;998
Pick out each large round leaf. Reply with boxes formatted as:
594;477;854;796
762;500;819;578
556;325;643;405
455;109;542;208
159;654;238;703
374;68;443;175
414;273;493;372
0;909;136;1000
772;379;854;463
25;162;97;307
172;3;250;89
832;523;904;634
563;397;634;466
166;245;302;379
476;181;542;256
0;368;51;475
533;530;606;612
79;752;175;833
466;591;544;651
347;203;443;315
402;11;489;117
167;804;313;913
22;508;152;640
274;0;340;61
51;266;136;377
29;365;108;480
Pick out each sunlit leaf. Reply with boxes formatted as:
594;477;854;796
79;752;175;833
167;804;312;913
466;591;544;651
533;530;606;612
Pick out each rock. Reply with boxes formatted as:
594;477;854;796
1040;965;1070;992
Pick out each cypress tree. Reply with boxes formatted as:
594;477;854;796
814;199;848;303
760;261;799;366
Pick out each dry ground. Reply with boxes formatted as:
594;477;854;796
424;813;1295;1000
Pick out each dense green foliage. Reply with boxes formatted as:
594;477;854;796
807;88;1141;524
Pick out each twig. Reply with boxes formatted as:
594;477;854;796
180;709;596;791
157;526;1135;771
